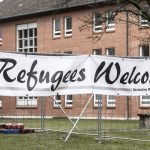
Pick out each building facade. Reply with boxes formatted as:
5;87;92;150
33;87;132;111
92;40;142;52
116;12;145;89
0;0;150;119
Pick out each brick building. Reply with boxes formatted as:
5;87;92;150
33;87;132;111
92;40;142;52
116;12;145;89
0;0;150;119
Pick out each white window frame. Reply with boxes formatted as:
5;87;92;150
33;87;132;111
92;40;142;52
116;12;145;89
0;100;2;107
65;95;73;107
93;49;102;55
139;14;149;27
106;47;115;56
16;96;37;107
64;17;72;37
140;96;150;107
17;23;37;53
53;95;61;107
93;13;102;33
107;95;116;107
106;11;115;31
53;18;61;38
139;45;149;56
94;94;102;107
16;23;37;107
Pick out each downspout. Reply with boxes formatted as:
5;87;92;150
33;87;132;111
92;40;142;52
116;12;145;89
126;11;130;120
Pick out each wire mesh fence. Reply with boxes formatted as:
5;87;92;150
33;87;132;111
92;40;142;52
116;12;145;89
0;95;150;150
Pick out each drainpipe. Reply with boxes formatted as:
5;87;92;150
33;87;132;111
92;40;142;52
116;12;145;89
126;11;130;120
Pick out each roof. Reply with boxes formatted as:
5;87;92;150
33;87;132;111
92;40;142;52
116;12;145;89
0;0;114;21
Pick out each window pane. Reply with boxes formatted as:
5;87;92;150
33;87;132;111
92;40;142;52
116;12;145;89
107;11;115;24
34;28;37;37
67;95;72;100
18;30;22;39
66;17;72;30
96;94;102;100
95;13;102;26
56;95;61;100
141;45;149;56
55;19;60;31
24;29;28;38
29;29;33;37
93;49;102;55
29;48;33;52
24;40;28;47
19;40;23;48
107;48;115;55
29;39;33;46
108;95;115;100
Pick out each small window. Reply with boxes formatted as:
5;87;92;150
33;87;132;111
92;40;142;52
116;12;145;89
140;45;149;56
65;95;73;107
0;28;2;45
93;13;102;33
92;49;102;55
140;96;150;107
65;17;72;36
94;94;102;107
53;18;61;38
106;47;115;56
53;95;61;107
0;100;2;107
106;11;115;31
139;11;149;27
16;96;37;107
107;95;116;107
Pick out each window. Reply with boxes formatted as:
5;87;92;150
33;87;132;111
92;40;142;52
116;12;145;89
17;23;37;53
16;23;37;107
139;45;149;56
65;17;72;36
106;47;115;56
92;49;102;55
16;96;37;107
0;100;2;107
53;18;61;38
0;28;2;45
53;95;61;107
140;12;149;27
93;13;102;33
94;94;102;107
140;96;150;107
65;95;73;107
106;11;115;31
107;95;116;107
106;48;116;107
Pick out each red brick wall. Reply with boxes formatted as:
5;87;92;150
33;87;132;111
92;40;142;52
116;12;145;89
0;5;149;119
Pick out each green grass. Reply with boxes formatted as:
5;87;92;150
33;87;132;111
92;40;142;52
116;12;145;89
0;118;150;150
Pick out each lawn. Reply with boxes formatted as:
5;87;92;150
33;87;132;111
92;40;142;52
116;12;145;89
0;118;150;150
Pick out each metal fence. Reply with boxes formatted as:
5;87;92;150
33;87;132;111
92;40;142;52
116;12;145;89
0;95;150;150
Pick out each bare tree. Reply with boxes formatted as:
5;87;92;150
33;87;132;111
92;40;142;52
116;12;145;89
57;0;150;43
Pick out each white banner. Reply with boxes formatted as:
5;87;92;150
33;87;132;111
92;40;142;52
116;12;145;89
0;52;150;96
